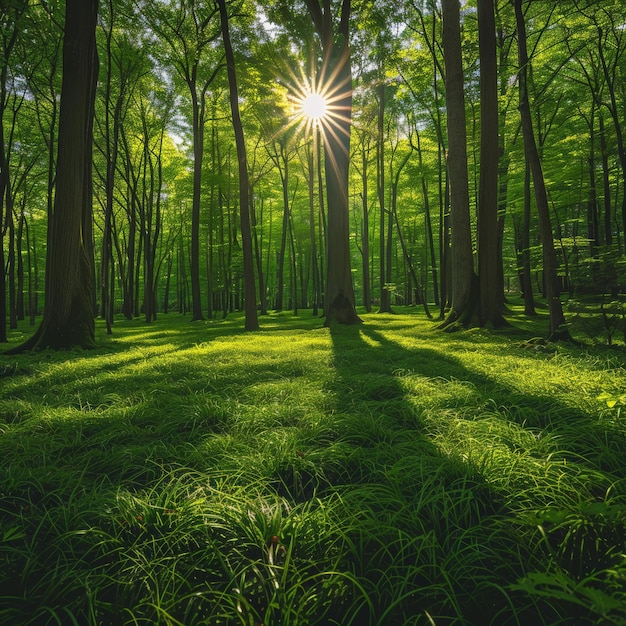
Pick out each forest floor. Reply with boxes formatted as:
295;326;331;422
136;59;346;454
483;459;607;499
1;303;626;625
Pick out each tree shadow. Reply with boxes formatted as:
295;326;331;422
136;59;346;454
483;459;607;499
324;320;625;625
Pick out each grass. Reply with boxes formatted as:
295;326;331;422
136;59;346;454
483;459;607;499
1;304;625;625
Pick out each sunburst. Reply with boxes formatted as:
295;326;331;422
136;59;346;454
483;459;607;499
273;56;352;147
271;56;353;185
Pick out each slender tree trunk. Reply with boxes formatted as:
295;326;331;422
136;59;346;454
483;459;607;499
597;29;626;240
16;206;25;321
598;113;613;246
360;144;371;312
521;160;536;315
218;0;258;331
275;148;289;311
307;143;321;315
190;86;205;321
586;111;600;257
415;130;440;307
391;155;431;318
251;189;267;315
316;126;327;310
514;0;568;340
377;82;392;313
101;0;120;335
7;189;16;329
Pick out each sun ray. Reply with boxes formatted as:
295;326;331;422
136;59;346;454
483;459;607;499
270;48;354;162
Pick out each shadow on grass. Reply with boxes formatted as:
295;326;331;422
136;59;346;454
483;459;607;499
1;311;625;625
326;320;626;625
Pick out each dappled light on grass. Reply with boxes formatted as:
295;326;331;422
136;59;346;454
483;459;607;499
1;309;626;624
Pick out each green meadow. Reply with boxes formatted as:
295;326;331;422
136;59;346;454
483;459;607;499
1;307;625;625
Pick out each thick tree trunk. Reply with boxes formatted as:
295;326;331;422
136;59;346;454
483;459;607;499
477;0;506;327
305;0;360;326
322;42;360;325
440;0;477;329
6;0;98;353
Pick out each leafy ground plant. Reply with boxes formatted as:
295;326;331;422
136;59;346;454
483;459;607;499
1;306;625;625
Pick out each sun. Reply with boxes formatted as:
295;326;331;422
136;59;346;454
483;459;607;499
272;56;352;146
301;92;327;120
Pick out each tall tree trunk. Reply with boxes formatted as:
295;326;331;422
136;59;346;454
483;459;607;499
190;87;205;321
305;0;360;325
521;160;536;316
7;0;98;353
307;142;321;315
251;189;267;315
514;0;568;341
16;205;25;321
598;113;613;247
377;82;392;314
477;0;505;327
596;28;626;241
274;147;289;311
360;143;371;312
218;0;258;331
440;0;477;329
414;129;440;307
101;0;120;335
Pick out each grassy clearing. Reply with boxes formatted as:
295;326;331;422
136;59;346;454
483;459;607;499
1;305;625;625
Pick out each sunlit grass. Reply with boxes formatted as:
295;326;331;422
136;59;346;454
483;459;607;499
1;307;626;624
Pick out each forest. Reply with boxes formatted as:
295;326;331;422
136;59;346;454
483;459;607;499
1;0;626;624
0;0;623;345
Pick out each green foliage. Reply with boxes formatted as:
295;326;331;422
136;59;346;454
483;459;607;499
1;310;626;624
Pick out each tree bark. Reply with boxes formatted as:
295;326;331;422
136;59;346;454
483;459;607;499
218;0;259;331
6;0;98;353
305;0;360;325
439;0;477;329
377;82;392;314
514;0;568;341
477;0;506;327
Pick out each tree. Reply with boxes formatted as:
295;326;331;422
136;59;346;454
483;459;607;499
0;0;29;343
477;0;506;327
218;0;259;331
439;0;476;329
97;0;145;333
143;0;223;321
304;0;361;325
6;0;98;353
513;0;569;341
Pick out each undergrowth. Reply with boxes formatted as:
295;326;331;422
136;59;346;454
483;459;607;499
1;306;625;625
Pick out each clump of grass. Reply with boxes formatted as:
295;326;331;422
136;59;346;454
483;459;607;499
1;308;626;624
